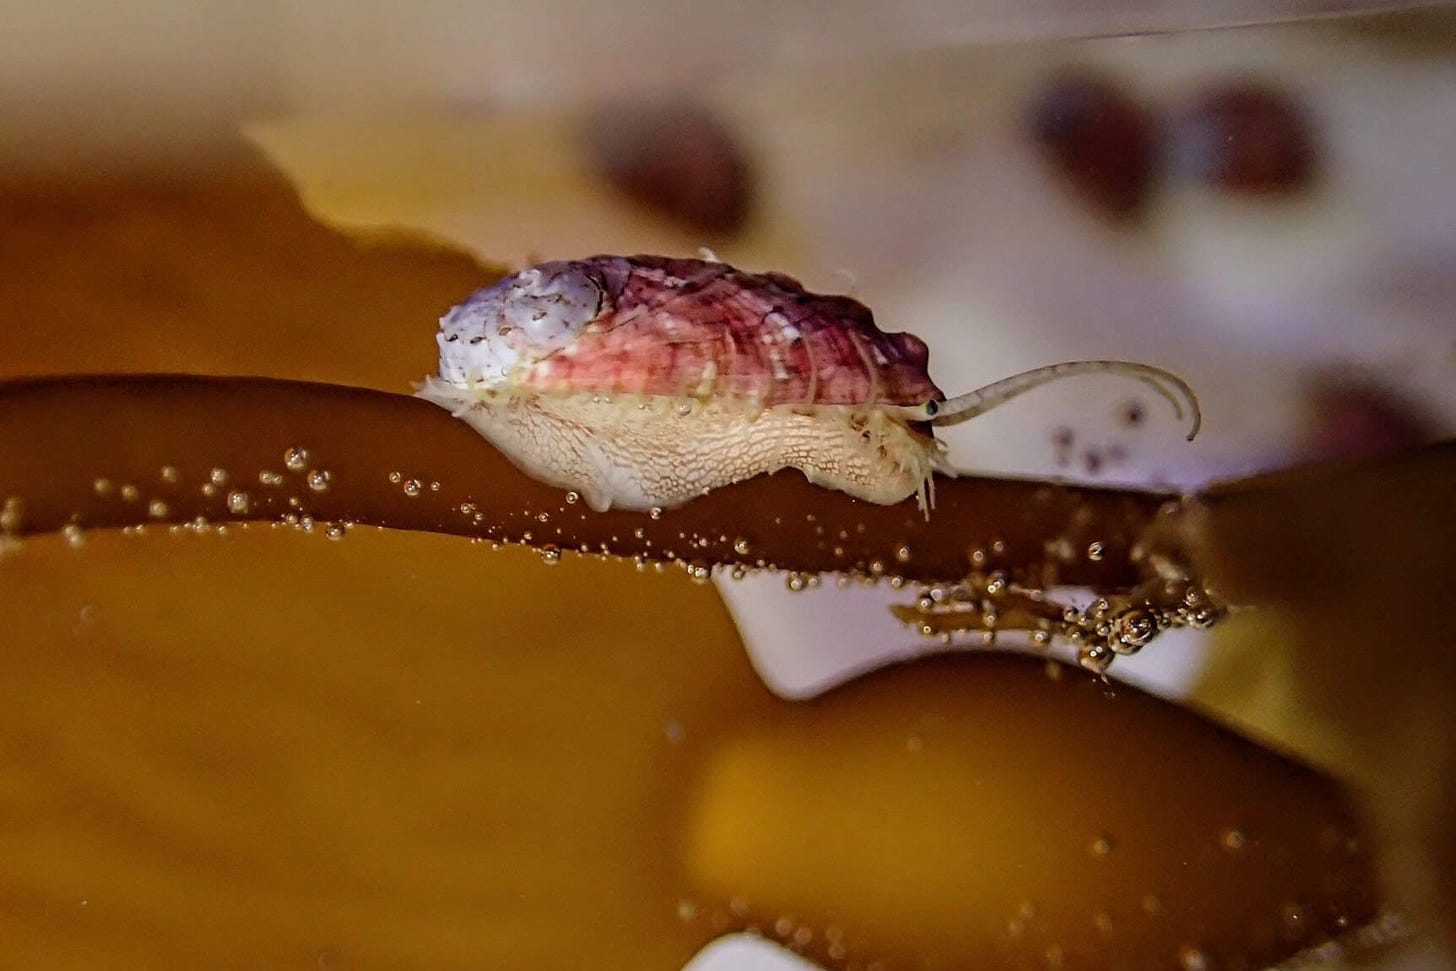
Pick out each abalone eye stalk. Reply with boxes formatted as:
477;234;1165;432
897;359;1203;441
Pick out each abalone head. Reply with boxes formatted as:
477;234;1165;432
436;261;603;387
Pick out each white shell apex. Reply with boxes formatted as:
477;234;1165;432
436;261;602;387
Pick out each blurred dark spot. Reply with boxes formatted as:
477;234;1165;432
1052;425;1076;466
1301;374;1438;462
1025;72;1155;222
1168;82;1317;195
581;100;754;237
1083;448;1105;475
1106;443;1129;465
1118;398;1146;427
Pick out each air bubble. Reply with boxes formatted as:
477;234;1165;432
1;496;23;533
1078;643;1114;674
1178;946;1209;971
1220;827;1248;851
565;491;580;505
120;484;140;502
148;499;170;519
160;465;180;484
325;523;346;541
894;545;912;563
62;523;85;548
403;479;422;498
1087;541;1105;561
388;471;402;484
786;572;809;592
210;468;229;487
685;562;712;583
284;447;310;472
226;490;251;514
538;545;562;565
732;537;752;555
259;470;283;487
1090;836;1115;857
92;478;114;497
649;507;664;520
307;470;331;493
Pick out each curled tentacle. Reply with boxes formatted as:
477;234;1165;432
896;360;1202;442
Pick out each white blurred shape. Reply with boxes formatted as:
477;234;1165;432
682;934;821;971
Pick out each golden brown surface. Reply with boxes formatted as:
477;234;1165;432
0;134;1383;967
1190;445;1456;954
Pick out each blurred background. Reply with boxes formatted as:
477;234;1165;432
3;1;1454;968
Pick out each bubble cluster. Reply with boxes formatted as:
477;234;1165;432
897;569;1225;674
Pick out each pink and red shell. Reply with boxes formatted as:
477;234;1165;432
434;255;946;409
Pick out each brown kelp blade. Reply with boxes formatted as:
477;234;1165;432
0;373;1170;588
